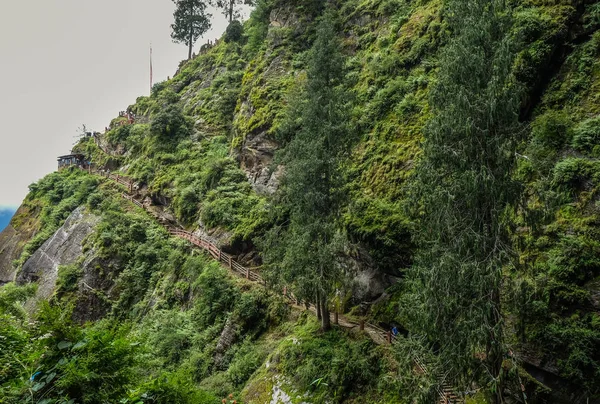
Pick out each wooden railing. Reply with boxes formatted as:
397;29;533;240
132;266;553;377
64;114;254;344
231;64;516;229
73;164;464;403
166;228;265;284
121;193;143;209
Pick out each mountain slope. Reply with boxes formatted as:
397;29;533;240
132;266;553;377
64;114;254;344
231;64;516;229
2;0;600;402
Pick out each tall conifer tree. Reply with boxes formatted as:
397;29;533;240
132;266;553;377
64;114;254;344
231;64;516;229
406;0;521;400
261;10;350;331
211;0;254;23
171;0;211;60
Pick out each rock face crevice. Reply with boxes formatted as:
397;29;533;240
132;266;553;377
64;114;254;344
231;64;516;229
16;206;100;305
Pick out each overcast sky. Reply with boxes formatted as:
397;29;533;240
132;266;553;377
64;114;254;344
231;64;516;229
0;1;241;208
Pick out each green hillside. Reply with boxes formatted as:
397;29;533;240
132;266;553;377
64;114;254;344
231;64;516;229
1;0;600;402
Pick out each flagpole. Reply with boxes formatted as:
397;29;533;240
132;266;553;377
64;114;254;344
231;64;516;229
150;44;153;95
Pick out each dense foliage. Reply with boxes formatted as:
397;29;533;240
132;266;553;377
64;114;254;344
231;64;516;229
1;169;396;403
171;0;212;60
260;9;352;331
4;0;600;402
403;0;522;400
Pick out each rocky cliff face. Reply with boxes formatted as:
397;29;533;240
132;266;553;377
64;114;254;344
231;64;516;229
0;205;40;284
1;1;597;400
16;206;99;307
0;226;23;284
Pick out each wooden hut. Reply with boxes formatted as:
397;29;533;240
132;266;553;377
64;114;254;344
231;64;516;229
57;154;88;170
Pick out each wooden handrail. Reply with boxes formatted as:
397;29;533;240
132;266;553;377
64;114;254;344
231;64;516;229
75;164;464;403
167;225;263;282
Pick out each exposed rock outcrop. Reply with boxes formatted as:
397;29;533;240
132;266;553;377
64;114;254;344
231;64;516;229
239;131;284;195
342;247;396;303
0;226;24;284
16;206;100;306
214;316;239;369
0;205;40;284
72;255;114;322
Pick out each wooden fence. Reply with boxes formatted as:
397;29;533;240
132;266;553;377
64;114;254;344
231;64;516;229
73;164;463;403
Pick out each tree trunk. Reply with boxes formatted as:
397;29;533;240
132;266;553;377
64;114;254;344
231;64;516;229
188;4;194;60
228;0;234;22
316;291;322;321
488;289;504;404
320;297;331;331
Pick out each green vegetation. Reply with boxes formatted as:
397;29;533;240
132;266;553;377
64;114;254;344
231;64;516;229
403;0;522;401
1;169;392;403
260;9;352;331
212;0;255;23
5;0;600;401
171;0;212;60
13;170;103;270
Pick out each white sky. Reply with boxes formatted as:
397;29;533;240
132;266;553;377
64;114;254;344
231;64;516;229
0;1;242;208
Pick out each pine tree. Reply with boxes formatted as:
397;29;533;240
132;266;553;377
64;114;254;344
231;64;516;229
211;0;254;23
171;0;212;60
406;0;522;401
261;10;350;331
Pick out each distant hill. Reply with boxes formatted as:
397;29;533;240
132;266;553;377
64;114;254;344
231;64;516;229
0;207;16;232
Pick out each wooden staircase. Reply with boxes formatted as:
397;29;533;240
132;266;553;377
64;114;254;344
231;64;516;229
81;165;467;402
413;355;465;403
439;380;464;404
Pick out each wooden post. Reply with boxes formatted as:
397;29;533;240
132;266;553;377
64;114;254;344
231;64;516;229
228;256;232;269
387;331;392;344
334;311;338;325
246;267;250;279
360;319;365;331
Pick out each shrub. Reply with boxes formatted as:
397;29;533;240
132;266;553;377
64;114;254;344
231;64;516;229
107;125;131;144
150;105;190;140
547;235;600;285
57;264;82;294
151;81;169;97
0;313;31;388
29;306;138;404
529;111;574;173
278;316;380;402
128;371;217;404
87;192;104;209
572;116;600;151
143;310;196;365
552;158;599;190
0;283;36;318
192;265;238;327
532;110;573;150
173;186;201;224
226;338;267;387
225;20;244;43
